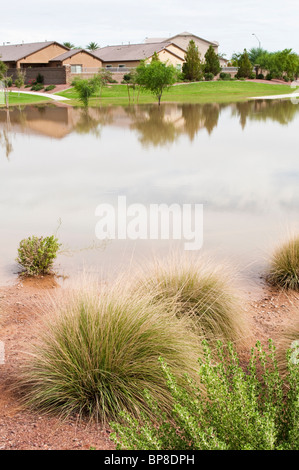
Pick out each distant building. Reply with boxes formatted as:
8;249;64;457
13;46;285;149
93;42;185;70
0;41;69;68
145;32;219;59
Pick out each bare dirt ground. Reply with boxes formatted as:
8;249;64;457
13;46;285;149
0;277;298;450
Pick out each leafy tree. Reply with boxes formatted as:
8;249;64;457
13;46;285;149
90;69;112;101
72;77;98;106
86;42;100;51
0;57;7;81
151;51;160;62
14;69;26;96
63;42;75;49
236;49;253;78
248;47;267;65
182;40;202;81
135;60;177;105
204;45;221;76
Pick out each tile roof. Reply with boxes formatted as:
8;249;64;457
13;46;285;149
49;48;101;62
93;42;172;62
0;41;68;62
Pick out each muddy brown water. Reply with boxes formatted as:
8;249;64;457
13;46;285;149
0;100;298;290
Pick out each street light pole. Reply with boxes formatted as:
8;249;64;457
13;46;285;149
252;33;261;49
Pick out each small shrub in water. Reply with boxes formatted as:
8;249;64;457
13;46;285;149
16;235;61;276
111;340;299;450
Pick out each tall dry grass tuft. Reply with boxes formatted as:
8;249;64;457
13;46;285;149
19;281;202;421
267;236;299;291
132;255;251;347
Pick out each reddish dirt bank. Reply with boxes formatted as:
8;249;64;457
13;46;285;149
0;278;298;450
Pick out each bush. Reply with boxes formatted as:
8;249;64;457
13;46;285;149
266;73;273;80
219;72;231;81
238;77;246;81
36;73;44;84
277;317;299;376
283;76;291;82
204;72;214;81
19;285;202;421
267;236;299;290
111;340;299;450
257;73;265;80
249;72;256;79
16;235;61;276
44;85;56;92
31;83;44;91
133;256;250;346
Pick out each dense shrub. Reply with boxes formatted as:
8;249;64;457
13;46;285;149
277;316;299;376
16;235;61;276
219;72;231;81
267;236;299;290
266;73;273;80
111;340;299;450
36;73;44;84
204;72;214;81
31;83;44;91
20;285;202;421
257;73;265;80
44;85;56;92
133;256;250;346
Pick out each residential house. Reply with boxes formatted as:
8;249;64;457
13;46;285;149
0;41;69;68
93;42;185;71
49;49;102;73
145;32;219;59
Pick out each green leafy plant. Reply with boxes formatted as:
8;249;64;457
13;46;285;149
16;235;61;276
44;85;56;92
204;72;214;81
31;83;44;91
19;285;202;421
182;40;203;82
204;45;221;76
111;340;299;450
267;236;299;290
36;73;44;84
135;59;177;105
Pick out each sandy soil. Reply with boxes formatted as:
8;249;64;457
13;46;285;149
0;276;298;450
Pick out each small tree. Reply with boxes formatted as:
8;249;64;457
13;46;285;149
72;77;98;107
204;45;221;76
236;49;253;78
90;69;112;101
135;60;177;105
182;40;202;81
14;69;26;96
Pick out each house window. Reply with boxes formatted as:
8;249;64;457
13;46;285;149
118;64;126;68
71;65;82;74
106;65;112;68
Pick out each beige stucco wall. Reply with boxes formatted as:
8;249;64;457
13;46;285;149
146;49;184;68
164;44;185;60
62;52;102;68
170;35;218;59
16;43;68;67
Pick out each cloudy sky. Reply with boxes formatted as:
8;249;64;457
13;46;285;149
1;0;299;57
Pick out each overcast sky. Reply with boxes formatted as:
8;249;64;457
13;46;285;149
1;0;298;57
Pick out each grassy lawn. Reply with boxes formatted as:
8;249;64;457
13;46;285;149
0;92;51;107
56;81;294;106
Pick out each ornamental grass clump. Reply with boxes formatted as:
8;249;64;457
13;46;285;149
16;235;61;276
267;236;299;290
19;284;202;421
111;340;299;450
133;256;250;346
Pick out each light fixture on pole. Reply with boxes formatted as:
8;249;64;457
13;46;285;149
252;33;261;49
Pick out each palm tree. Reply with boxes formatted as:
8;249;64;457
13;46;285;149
63;42;75;49
86;42;100;51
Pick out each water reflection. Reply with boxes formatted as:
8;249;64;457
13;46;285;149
0;98;299;285
1;99;298;152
